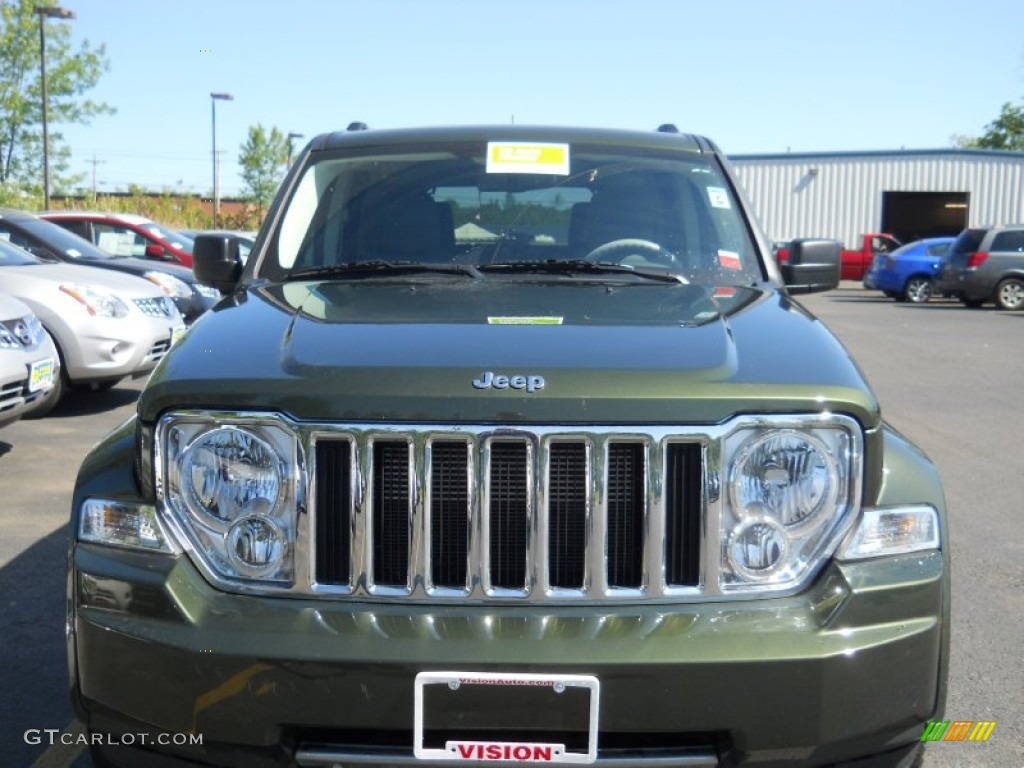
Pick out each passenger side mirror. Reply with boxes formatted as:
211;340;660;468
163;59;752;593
780;238;841;294
145;243;169;260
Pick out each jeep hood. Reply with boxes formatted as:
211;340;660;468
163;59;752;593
141;280;880;427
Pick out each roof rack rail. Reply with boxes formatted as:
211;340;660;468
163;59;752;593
346;122;368;131
656;123;680;133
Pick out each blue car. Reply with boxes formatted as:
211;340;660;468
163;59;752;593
863;237;955;303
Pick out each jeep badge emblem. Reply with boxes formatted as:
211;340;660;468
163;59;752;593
473;371;545;393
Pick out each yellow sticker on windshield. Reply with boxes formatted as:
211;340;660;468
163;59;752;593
487;142;570;175
488;316;564;325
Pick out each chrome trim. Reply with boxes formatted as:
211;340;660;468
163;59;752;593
154;412;863;604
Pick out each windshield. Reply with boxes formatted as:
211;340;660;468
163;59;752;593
0;238;43;266
146;223;194;254
269;140;761;286
19;217;117;260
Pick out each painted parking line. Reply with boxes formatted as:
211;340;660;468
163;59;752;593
30;720;85;768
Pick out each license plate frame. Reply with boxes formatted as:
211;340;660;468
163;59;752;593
28;358;55;393
414;671;599;764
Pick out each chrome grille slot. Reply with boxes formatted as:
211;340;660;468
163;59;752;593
547;442;588;589
428;440;471;589
315;439;352;585
309;426;706;602
372;441;410;587
666;443;703;586
487;440;530;591
607;443;646;588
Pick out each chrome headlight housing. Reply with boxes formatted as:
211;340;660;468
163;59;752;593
720;418;860;591
161;416;299;584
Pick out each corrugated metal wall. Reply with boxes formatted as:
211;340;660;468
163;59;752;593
729;151;1024;248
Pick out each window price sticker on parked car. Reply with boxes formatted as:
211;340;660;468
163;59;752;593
414;671;599;763
28;358;55;392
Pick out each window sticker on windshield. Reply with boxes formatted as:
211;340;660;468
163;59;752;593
717;250;742;270
488;316;564;325
707;186;731;209
487;142;570;175
66;249;82;257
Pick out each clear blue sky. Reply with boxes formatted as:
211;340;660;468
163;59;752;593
56;0;1024;198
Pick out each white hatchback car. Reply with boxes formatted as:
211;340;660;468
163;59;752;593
0;293;58;426
0;238;184;411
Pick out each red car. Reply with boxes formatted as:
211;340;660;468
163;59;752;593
40;212;196;267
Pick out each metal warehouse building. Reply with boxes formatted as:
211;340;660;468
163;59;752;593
728;149;1024;249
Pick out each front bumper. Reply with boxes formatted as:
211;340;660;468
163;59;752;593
62;315;181;383
69;542;945;768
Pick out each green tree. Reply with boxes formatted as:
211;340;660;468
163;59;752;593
0;0;114;193
238;124;288;218
954;101;1024;151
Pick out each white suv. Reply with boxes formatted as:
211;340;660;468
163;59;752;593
0;293;58;426
0;238;184;412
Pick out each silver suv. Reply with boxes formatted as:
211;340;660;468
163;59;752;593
936;224;1024;309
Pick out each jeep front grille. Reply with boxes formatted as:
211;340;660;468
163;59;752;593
312;429;705;601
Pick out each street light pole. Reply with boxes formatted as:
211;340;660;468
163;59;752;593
287;132;304;168
210;92;233;228
37;5;75;210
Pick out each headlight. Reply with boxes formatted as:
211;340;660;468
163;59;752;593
59;284;130;318
163;418;298;583
143;271;192;298
22;313;46;344
721;421;858;591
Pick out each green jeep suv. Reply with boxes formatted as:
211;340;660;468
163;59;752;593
68;124;948;767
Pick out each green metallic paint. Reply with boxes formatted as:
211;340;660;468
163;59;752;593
140;283;881;429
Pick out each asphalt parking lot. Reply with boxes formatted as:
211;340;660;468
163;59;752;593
1;284;1021;767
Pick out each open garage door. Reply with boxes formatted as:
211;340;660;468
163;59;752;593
881;191;968;243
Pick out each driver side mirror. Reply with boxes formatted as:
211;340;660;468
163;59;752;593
194;234;243;293
780;238;841;294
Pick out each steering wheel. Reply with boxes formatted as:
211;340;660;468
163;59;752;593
583;238;679;267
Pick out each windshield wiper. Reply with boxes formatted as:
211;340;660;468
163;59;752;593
478;259;689;284
288;260;483;280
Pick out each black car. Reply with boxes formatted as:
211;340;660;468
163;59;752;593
0;209;218;324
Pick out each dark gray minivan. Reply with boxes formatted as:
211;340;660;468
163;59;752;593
937;224;1024;309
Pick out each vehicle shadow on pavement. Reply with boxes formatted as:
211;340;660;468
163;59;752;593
0;441;11;459
0;525;77;767
49;387;142;419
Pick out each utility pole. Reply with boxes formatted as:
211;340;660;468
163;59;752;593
88;154;105;197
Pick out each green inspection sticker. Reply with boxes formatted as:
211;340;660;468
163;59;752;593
487;317;564;325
